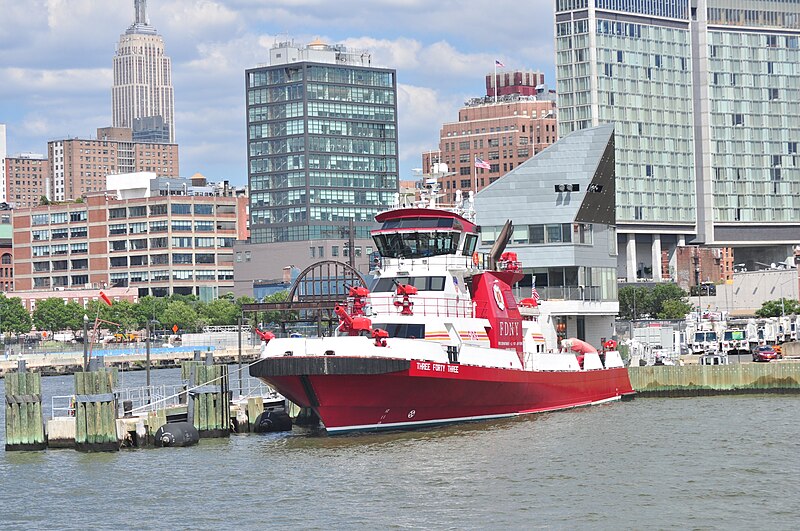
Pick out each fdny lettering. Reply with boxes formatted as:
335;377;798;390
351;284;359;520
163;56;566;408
499;320;520;336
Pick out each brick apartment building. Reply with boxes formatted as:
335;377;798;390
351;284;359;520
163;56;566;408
4;153;49;209
12;191;247;300
48;127;179;202
422;70;558;203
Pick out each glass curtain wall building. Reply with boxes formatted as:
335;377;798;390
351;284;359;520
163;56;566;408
555;0;800;281
245;41;399;245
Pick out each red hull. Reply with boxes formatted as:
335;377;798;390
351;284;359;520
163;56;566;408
253;357;635;433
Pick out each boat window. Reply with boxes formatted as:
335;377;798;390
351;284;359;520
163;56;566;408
429;277;445;291
373;231;459;258
381;218;457;230
372;323;425;339
372;276;446;292
462;234;478;256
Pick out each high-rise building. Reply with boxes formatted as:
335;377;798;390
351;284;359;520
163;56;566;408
5;153;49;209
0;124;6;203
422;70;558;204
112;0;175;143
244;40;399;246
48;127;179;202
555;0;800;281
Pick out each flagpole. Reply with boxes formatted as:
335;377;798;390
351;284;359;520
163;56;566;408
494;61;498;103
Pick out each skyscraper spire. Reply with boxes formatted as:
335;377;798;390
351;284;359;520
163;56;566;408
134;0;147;25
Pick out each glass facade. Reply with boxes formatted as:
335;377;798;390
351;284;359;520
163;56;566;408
708;28;800;222
246;61;399;243
556;5;695;224
555;0;800;231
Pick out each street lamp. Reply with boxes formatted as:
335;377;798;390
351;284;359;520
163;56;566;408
82;314;89;371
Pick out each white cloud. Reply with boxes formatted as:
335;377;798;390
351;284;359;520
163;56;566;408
0;0;559;184
396;84;463;169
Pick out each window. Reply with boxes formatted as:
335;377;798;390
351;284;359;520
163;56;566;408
171;204;191;215
109;208;126;219
546;224;562;243
110;256;128;268
332;245;339;257
194;221;214;232
194;204;214;215
128;205;147;217
172;237;193;248
171;220;192;232
110;240;127;252
69;211;87;222
109;224;127;235
172;253;193;264
195;237;215;248
150;204;167;216
70;227;87;238
195;253;215;264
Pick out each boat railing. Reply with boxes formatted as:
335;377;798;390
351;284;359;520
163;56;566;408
369;296;474;318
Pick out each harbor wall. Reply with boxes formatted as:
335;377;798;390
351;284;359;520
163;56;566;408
628;362;800;396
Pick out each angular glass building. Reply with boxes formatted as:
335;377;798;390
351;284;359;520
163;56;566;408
555;0;800;280
245;41;399;245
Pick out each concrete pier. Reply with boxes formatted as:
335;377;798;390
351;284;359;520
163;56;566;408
628;361;800;396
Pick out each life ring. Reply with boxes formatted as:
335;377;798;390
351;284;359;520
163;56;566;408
472;252;480;266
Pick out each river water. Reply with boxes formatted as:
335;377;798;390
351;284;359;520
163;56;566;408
1;368;799;530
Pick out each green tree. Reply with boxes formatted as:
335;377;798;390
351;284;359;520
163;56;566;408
32;298;71;335
619;283;691;320
756;298;800;318
62;301;87;333
200;297;239;326
161;300;200;333
260;291;297;326
658;298;694;319
135;296;170;330
651;283;691;317
618;286;654;320
0;295;33;337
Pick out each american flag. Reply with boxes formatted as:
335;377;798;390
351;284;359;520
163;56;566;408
531;286;540;303
475;156;491;170
495;59;505;67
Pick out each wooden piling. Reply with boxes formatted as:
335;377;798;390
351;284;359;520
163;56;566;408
181;361;230;438
246;397;264;432
74;369;119;452
4;370;46;451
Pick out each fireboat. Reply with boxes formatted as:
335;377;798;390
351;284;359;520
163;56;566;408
250;182;634;434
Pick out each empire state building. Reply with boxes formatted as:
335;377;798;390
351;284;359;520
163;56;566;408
112;0;175;143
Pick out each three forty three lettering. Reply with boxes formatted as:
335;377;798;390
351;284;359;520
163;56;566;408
416;362;459;374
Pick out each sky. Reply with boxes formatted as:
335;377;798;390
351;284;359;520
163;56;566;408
0;0;556;186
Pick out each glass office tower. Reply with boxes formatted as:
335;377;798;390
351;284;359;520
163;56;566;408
555;0;800;280
245;41;399;244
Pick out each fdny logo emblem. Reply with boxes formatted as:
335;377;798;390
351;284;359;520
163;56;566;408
493;283;505;310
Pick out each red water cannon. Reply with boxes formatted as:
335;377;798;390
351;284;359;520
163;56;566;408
499;251;521;271
393;283;418;316
335;304;373;336
372;327;389;347
347;285;371;316
254;328;275;342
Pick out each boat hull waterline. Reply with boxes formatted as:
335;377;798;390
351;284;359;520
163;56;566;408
251;356;635;434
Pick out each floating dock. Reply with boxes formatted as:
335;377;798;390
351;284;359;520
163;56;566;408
4;352;289;452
